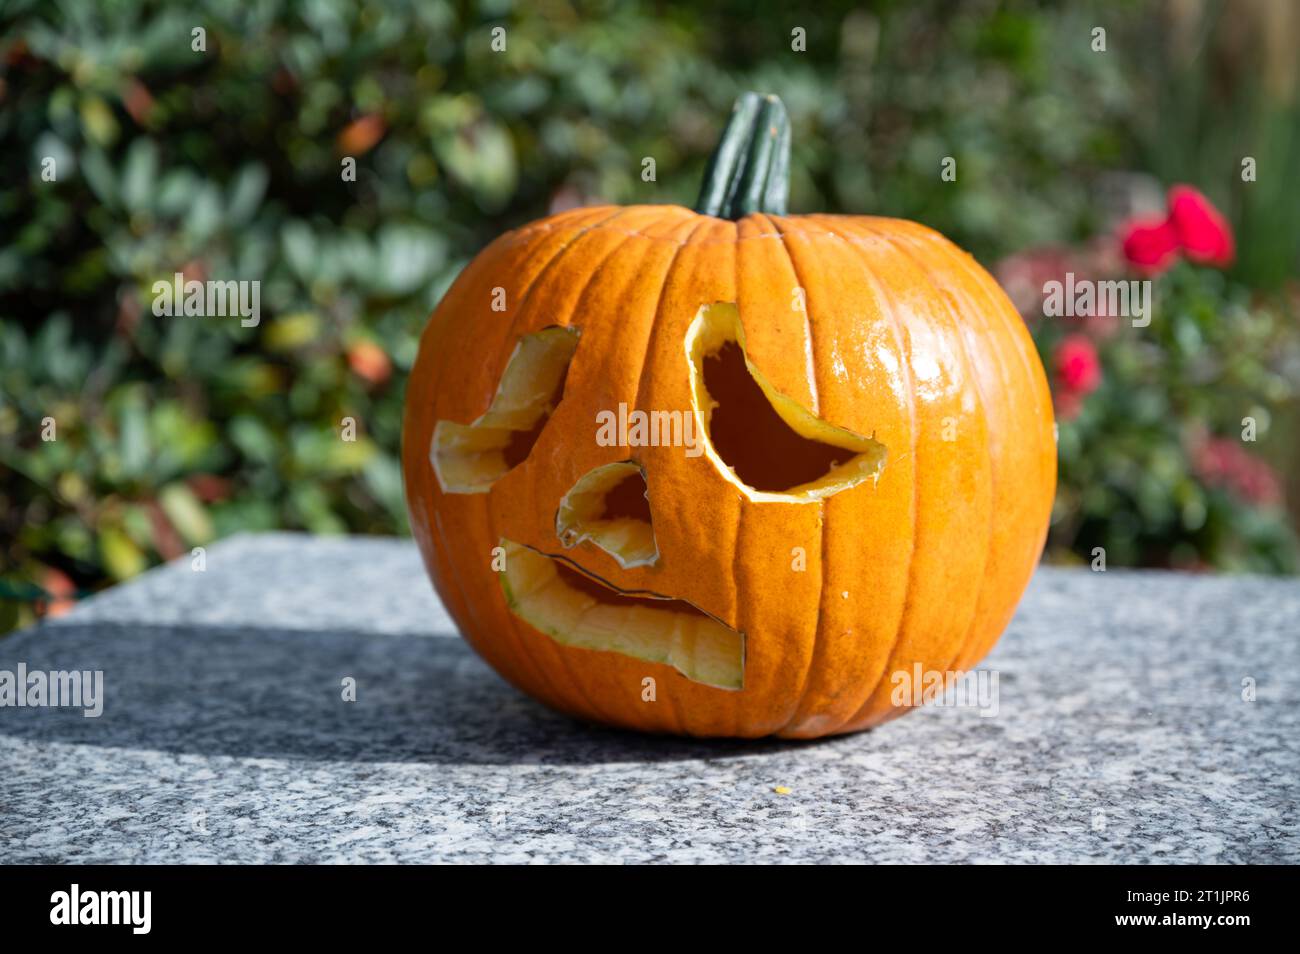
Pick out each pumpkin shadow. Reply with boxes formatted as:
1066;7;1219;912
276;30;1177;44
0;621;809;765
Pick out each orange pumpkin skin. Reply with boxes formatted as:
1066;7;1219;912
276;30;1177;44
401;202;1056;739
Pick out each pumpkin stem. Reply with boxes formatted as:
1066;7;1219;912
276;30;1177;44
694;93;791;220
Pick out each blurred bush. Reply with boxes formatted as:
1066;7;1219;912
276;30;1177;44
1010;251;1300;573
1;0;1297;629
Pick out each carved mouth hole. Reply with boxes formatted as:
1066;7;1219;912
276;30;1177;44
431;327;579;494
553;559;647;605
556;462;657;568
500;540;742;690
685;302;887;501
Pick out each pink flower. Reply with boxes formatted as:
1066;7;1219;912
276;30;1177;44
1119;184;1235;274
994;247;1077;319
1054;391;1084;421
1192;436;1282;507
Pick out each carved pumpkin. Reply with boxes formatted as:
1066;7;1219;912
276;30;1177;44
402;93;1056;738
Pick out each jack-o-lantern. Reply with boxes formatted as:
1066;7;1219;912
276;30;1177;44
402;94;1056;738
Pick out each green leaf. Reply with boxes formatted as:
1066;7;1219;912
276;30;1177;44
227;164;269;225
281;221;317;280
100;526;147;581
159;482;214;545
121;139;159;212
183;184;223;242
79;94;119;146
264;311;322;352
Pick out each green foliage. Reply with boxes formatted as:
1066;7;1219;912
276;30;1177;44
1;0;1298;630
1042;265;1299;573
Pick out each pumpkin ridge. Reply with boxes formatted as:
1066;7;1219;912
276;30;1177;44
503;213;712;733
800;217;898;731
944;279;1050;667
551;213;717;738
439;205;632;426
517;212;878;251
757;215;916;733
858;270;919;730
470;207;637;706
866;220;1051;673
800;498;829;735
761;214;821;415
820;225;924;733
856;221;998;677
633;215;731;735
842;219;997;708
630;215;722;423
502;214;691;728
742;219;828;732
909;226;1055;668
724;217;748;738
726;473;748;735
417;225;587;700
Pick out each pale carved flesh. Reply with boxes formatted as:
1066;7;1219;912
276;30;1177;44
499;541;744;690
431;326;579;494
436;303;889;689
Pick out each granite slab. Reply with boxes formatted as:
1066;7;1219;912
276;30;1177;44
1;532;1296;863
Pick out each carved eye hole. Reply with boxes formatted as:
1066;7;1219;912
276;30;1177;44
556;461;657;569
431;327;579;494
686;303;887;500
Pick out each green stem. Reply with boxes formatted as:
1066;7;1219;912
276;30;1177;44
694;92;791;219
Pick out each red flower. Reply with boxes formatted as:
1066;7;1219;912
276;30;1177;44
1119;184;1235;274
1167;185;1235;266
1054;334;1101;394
1120;217;1181;274
1051;334;1101;420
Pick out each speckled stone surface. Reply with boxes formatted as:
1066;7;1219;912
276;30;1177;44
2;532;1297;863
